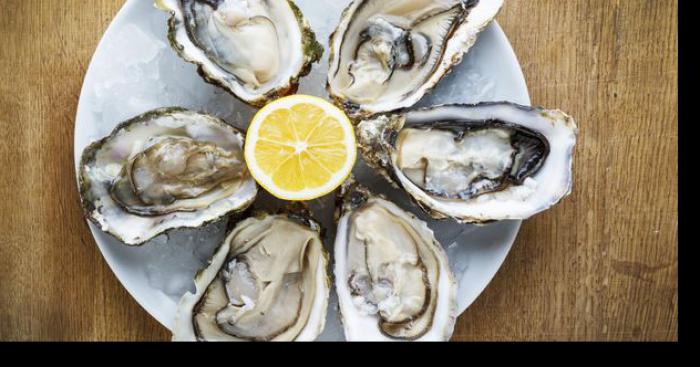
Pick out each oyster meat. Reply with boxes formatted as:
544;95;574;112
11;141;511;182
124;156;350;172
334;180;457;341
327;0;503;117
156;0;323;107
78;107;257;245
357;102;577;222
172;211;330;341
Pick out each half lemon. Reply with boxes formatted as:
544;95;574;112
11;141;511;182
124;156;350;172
244;95;356;201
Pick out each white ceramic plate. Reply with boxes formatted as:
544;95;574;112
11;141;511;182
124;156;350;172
74;0;530;341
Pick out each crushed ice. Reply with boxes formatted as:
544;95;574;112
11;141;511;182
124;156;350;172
86;0;505;341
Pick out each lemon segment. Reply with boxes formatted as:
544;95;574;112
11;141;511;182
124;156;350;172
244;95;356;201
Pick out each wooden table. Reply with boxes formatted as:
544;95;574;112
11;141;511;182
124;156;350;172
0;0;677;341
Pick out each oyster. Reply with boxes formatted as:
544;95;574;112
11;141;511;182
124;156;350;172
155;0;323;107
327;0;503;117
334;180;457;341
172;211;330;341
78;107;257;245
357;102;577;222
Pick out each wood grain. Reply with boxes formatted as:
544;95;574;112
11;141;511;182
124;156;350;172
0;0;677;341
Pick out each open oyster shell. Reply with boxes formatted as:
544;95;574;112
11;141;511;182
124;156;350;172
155;0;323;107
357;102;578;223
172;210;330;341
327;0;503;118
333;179;457;341
78;107;257;245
